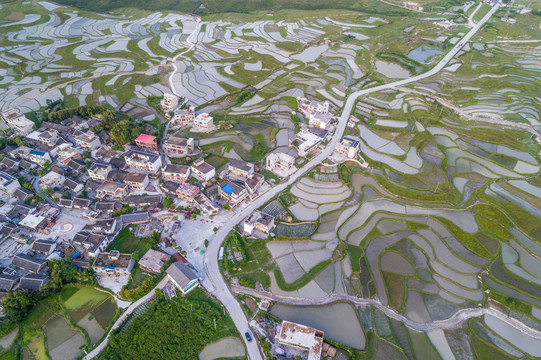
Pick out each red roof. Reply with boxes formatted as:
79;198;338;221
135;134;156;143
172;253;187;263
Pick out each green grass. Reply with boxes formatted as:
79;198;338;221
348;245;363;273
259;169;281;183
107;228;155;260
435;217;492;260
383;271;406;312
22;330;48;360
274;259;331;291
61;285;110;312
275;41;304;52
0;348;18;360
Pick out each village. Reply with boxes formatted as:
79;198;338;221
0;93;363;359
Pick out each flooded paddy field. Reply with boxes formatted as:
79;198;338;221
270;302;366;349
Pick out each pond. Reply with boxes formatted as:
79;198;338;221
407;45;442;64
375;60;411;79
270;302;366;349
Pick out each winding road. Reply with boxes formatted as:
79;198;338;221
230;285;541;339
168;17;202;99
203;4;503;360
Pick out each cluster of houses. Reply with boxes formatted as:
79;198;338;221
161;94;215;132
0;91;364;305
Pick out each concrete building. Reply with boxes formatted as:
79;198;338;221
299;99;329;115
194;193;219;216
227;160;254;179
28;149;51;166
309;113;332;130
93;251;135;276
74;131;101;150
162;164;190;183
88;162;112;181
96;181;129;199
193;113;213;130
244;173;264;197
164;137;194;156
124;173;149;190
292;126;324;157
170;106;195;126
219;181;248;207
335;137;360;159
265;151;295;174
166;261;199;295
55;143;81;165
138;249;170;274
243;211;275;235
278;321;324;360
0;171;20;196
36;130;58;146
175;183;200;203
1;109;34;134
124;149;162;173
40;171;66;188
135;134;158;151
161;93;179;112
191;158;215;182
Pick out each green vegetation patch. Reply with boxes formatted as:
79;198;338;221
102;289;238;359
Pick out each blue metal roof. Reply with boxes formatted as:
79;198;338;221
30;149;45;156
221;184;234;195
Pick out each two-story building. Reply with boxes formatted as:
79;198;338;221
28;149;51;166
0;171;20;196
175;183;200;203
93;251;134;276
299;99;330;114
135;134;158;151
74;131;101;150
227;160;254;179
124;173;149;190
191;158;215;182
170;106;195;126
265;150;295;174
162;164;190;183
193;113;213;131
96;181;129;199
88;162;112;181
36;130;58;146
335;137;360;159
124;149;162;173
163;137;194;156
309;112;332;130
1;109;34;134
161;93;179;112
243;211;275;235
219;181;248;207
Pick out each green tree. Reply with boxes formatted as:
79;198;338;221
163;194;174;209
2;290;38;322
82;150;91;159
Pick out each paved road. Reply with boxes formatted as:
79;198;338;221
203;4;500;359
231;285;541;339
32;177;59;209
